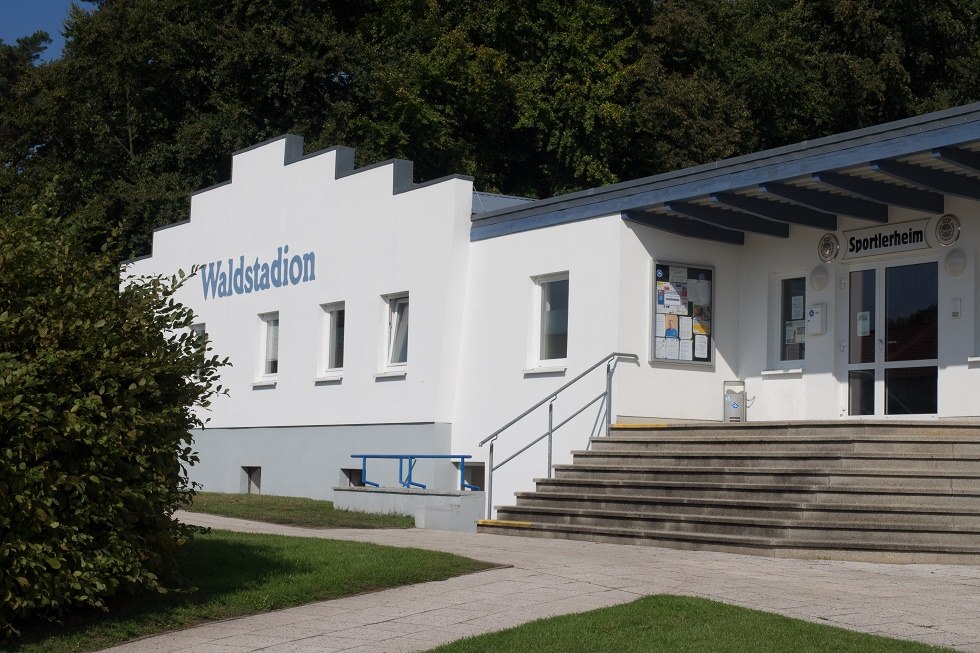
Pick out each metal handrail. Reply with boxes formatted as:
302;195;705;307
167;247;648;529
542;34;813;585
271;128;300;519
479;352;639;518
491;392;605;470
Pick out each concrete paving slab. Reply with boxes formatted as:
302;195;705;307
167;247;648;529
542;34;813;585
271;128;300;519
92;511;980;652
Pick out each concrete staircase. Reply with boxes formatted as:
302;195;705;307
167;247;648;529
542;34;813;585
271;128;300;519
477;422;980;563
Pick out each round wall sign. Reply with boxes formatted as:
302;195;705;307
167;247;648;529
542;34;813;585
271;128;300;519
935;214;961;247
817;233;840;262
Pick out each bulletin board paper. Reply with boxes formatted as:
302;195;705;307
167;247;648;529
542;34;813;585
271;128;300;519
652;263;713;365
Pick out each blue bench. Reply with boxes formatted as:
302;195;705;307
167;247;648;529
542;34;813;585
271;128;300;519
350;454;481;491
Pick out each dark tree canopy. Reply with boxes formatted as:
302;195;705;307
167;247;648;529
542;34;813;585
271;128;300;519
0;0;977;258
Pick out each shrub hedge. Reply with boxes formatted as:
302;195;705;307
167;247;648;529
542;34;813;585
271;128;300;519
0;213;226;635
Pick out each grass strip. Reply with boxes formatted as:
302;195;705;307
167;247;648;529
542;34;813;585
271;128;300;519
3;529;494;653
425;594;951;653
185;491;415;528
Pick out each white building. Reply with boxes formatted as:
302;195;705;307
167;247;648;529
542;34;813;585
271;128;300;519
126;102;980;516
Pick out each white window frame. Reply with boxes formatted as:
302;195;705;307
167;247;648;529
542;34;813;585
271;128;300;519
190;322;206;340
766;272;807;372
256;311;280;386
317;302;345;382
382;293;409;372
779;276;807;363
528;272;569;371
189;323;206;379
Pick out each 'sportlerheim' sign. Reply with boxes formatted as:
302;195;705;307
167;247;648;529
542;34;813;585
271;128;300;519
842;219;929;260
202;245;315;300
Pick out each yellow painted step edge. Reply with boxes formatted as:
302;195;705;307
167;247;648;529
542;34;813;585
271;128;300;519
610;423;670;429
478;519;533;528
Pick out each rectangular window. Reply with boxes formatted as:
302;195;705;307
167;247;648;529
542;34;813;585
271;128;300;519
537;275;569;362
780;277;806;361
261;312;279;376
190;323;206;341
190;323;206;378
321;302;345;370
387;295;409;366
241;466;261;494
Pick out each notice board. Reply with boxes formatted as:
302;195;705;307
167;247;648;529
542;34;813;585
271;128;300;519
653;263;713;365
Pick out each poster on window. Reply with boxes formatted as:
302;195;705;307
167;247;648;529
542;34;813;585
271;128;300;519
653;263;713;364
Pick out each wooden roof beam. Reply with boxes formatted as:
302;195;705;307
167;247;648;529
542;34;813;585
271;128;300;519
624;211;744;245
871;159;980;202
812;171;944;214
759;182;887;222
710;193;837;230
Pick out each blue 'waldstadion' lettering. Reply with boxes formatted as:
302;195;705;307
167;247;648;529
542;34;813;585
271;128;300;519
202;245;315;300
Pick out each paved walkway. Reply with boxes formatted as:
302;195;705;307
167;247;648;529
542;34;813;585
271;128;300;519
97;512;980;653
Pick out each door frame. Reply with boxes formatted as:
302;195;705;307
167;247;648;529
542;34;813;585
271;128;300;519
838;253;939;418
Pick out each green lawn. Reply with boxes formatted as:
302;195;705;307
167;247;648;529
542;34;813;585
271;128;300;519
425;594;950;653
185;491;415;528
5;494;952;653
2;530;495;653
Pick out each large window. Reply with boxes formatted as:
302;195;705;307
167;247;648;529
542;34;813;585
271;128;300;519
538;275;569;362
260;312;279;376
321;302;345;371
780;277;806;361
387;294;409;366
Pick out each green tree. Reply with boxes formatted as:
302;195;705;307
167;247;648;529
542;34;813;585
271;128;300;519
0;0;976;260
0;204;227;635
0;32;52;218
645;0;979;152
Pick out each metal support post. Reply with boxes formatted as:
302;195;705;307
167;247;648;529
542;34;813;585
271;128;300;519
486;441;494;519
547;400;554;478
605;361;613;436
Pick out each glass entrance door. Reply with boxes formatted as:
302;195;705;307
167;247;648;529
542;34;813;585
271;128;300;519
847;261;938;416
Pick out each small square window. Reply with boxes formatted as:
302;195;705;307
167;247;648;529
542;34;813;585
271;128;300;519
780;277;806;361
538;276;568;362
321;303;345;371
387;294;409;366
241;466;261;494
260;312;280;376
341;467;364;487
190;323;206;341
190;323;206;377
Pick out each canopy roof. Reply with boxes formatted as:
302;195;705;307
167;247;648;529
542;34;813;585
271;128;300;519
470;103;980;244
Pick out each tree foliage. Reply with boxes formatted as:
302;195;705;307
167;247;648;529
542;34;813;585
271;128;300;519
0;204;227;635
1;0;976;258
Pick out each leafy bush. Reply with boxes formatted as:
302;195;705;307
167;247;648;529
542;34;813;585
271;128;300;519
0;211;226;635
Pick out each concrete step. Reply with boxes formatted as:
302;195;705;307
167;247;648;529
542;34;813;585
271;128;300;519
532;477;980;508
493;505;980;546
572;449;980;471
551;464;980;491
476;520;980;564
485;422;980;563
591;436;980;456
608;421;980;440
511;491;980;528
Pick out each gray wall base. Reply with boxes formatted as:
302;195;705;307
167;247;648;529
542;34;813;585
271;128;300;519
333;487;485;532
189;423;454;501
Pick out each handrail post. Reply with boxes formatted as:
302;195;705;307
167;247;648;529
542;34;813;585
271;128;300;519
477;352;638;519
547;400;554;478
605;360;613;437
486;441;494;519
